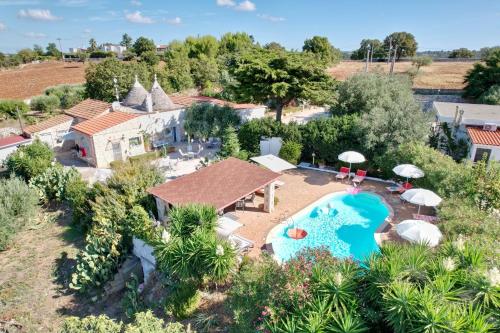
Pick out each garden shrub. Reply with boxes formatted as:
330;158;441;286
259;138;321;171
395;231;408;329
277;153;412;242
29;164;80;202
121;274;145;319
5;139;54;181
65;176;93;227
0;176;39;250
165;281;201;319
44;84;86;109
60;311;191;333
229;244;499;332
478;85;500;105
128;151;159;164
0;99;29;119
30;94;61;113
183;103;241;139
278;141;302;165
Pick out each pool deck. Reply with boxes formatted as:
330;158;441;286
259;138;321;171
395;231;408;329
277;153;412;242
231;168;434;257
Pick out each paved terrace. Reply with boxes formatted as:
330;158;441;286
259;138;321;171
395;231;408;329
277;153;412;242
231;168;431;257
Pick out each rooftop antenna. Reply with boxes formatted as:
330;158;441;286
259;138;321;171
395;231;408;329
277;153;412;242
113;76;119;102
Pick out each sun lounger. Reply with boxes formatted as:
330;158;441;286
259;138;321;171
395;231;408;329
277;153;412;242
352;169;367;185
413;214;439;223
178;148;190;160
228;234;254;253
336;167;350;181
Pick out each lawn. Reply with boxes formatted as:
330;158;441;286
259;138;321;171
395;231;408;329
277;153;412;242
328;60;475;89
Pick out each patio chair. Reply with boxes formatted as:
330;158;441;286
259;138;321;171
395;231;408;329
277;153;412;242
228;234;254;253
235;199;245;211
413;214;440;223
336;167;350;182
194;145;203;158
245;193;256;206
352;169;367;185
178;148;189;160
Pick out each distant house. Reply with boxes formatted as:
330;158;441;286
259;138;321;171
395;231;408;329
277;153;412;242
0;135;32;165
68;47;85;54
156;44;167;54
100;43;126;57
170;95;266;122
23;114;74;149
433;102;500;162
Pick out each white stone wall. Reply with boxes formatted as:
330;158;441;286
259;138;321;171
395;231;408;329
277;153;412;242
31;119;73;148
237;107;266;122
469;144;500;162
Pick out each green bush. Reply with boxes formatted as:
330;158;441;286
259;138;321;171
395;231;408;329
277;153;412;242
478;84;500;105
464;49;500;100
278;141;302;165
5;139;54;181
65;176;93;227
128;151;158;164
165;282;201;319
0;99;29;119
44;84;86;109
122;274;145;319
29;164;80;202
30;94;61;113
183;103;241;139
0;176;39;251
60;311;191;333
229;245;498;332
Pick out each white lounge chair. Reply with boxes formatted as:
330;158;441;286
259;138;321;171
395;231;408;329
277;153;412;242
229;234;254;253
194;145;203;158
178;148;189;160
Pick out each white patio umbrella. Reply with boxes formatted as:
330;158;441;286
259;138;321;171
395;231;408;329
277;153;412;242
396;219;443;247
393;164;424;184
338;151;366;179
401;188;442;214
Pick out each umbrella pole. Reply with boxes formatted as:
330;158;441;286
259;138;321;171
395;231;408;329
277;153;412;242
349;162;352;180
418;205;421;214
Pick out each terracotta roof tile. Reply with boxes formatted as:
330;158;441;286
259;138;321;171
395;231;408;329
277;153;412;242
64;99;111;120
467;126;500;146
0;135;31;148
148;157;281;210
170;95;261;110
24;114;74;135
72;111;139;136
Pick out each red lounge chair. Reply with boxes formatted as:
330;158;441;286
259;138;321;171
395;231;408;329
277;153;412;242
352;169;367;185
336;167;350;181
403;182;413;190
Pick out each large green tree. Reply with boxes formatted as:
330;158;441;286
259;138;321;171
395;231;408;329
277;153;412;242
350;39;385;60
449;48;474;58
160;40;194;92
46;42;61;58
88;38;98;52
383;32;418;59
120;33;133;49
332;73;429;160
133;36;156;57
84;58;152;102
183;103;240;139
229;48;337;122
302;35;342;65
464;49;500;101
185;35;219;59
218;32;255;56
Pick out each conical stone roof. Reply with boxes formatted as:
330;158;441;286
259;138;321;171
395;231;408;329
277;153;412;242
150;74;176;111
122;75;148;107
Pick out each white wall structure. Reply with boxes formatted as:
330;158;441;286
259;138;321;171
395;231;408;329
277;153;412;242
260;137;283;156
0;136;32;165
469;143;500;162
237;106;267;122
23;114;74;149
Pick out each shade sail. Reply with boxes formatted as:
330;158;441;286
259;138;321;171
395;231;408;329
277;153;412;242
396;219;442;247
401;189;442;207
251;154;297;172
393;164;424;179
338;151;366;164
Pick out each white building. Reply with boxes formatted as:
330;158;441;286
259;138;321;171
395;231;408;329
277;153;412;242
100;44;127;57
0;135;32;165
433;102;500;162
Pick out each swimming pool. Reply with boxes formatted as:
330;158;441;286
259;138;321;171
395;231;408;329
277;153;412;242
268;192;391;263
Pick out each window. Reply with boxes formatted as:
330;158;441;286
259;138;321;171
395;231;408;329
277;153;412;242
473;148;491;162
129;136;142;147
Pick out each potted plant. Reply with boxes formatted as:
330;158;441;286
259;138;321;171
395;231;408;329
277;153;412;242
317;159;326;169
141;132;152;152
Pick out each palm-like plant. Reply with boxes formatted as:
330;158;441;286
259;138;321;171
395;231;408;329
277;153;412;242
168;204;217;238
382;280;420;333
327;307;368;333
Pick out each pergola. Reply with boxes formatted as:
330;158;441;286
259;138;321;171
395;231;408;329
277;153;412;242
148;157;281;220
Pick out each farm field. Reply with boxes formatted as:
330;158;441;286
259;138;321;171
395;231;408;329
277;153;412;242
0;62;87;100
329;60;475;90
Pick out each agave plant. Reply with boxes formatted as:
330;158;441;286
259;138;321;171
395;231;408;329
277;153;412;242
168;204;217;238
312;263;359;311
327;307;368;333
382;280;420;333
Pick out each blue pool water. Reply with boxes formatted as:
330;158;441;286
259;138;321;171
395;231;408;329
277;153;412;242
270;192;390;262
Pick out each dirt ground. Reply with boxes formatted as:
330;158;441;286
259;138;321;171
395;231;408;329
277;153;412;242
0;62;87;100
328;61;475;89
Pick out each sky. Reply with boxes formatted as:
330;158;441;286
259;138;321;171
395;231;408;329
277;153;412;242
0;0;499;53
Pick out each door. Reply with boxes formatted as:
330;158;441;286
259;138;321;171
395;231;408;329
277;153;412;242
112;142;122;161
474;147;491;162
172;126;177;142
